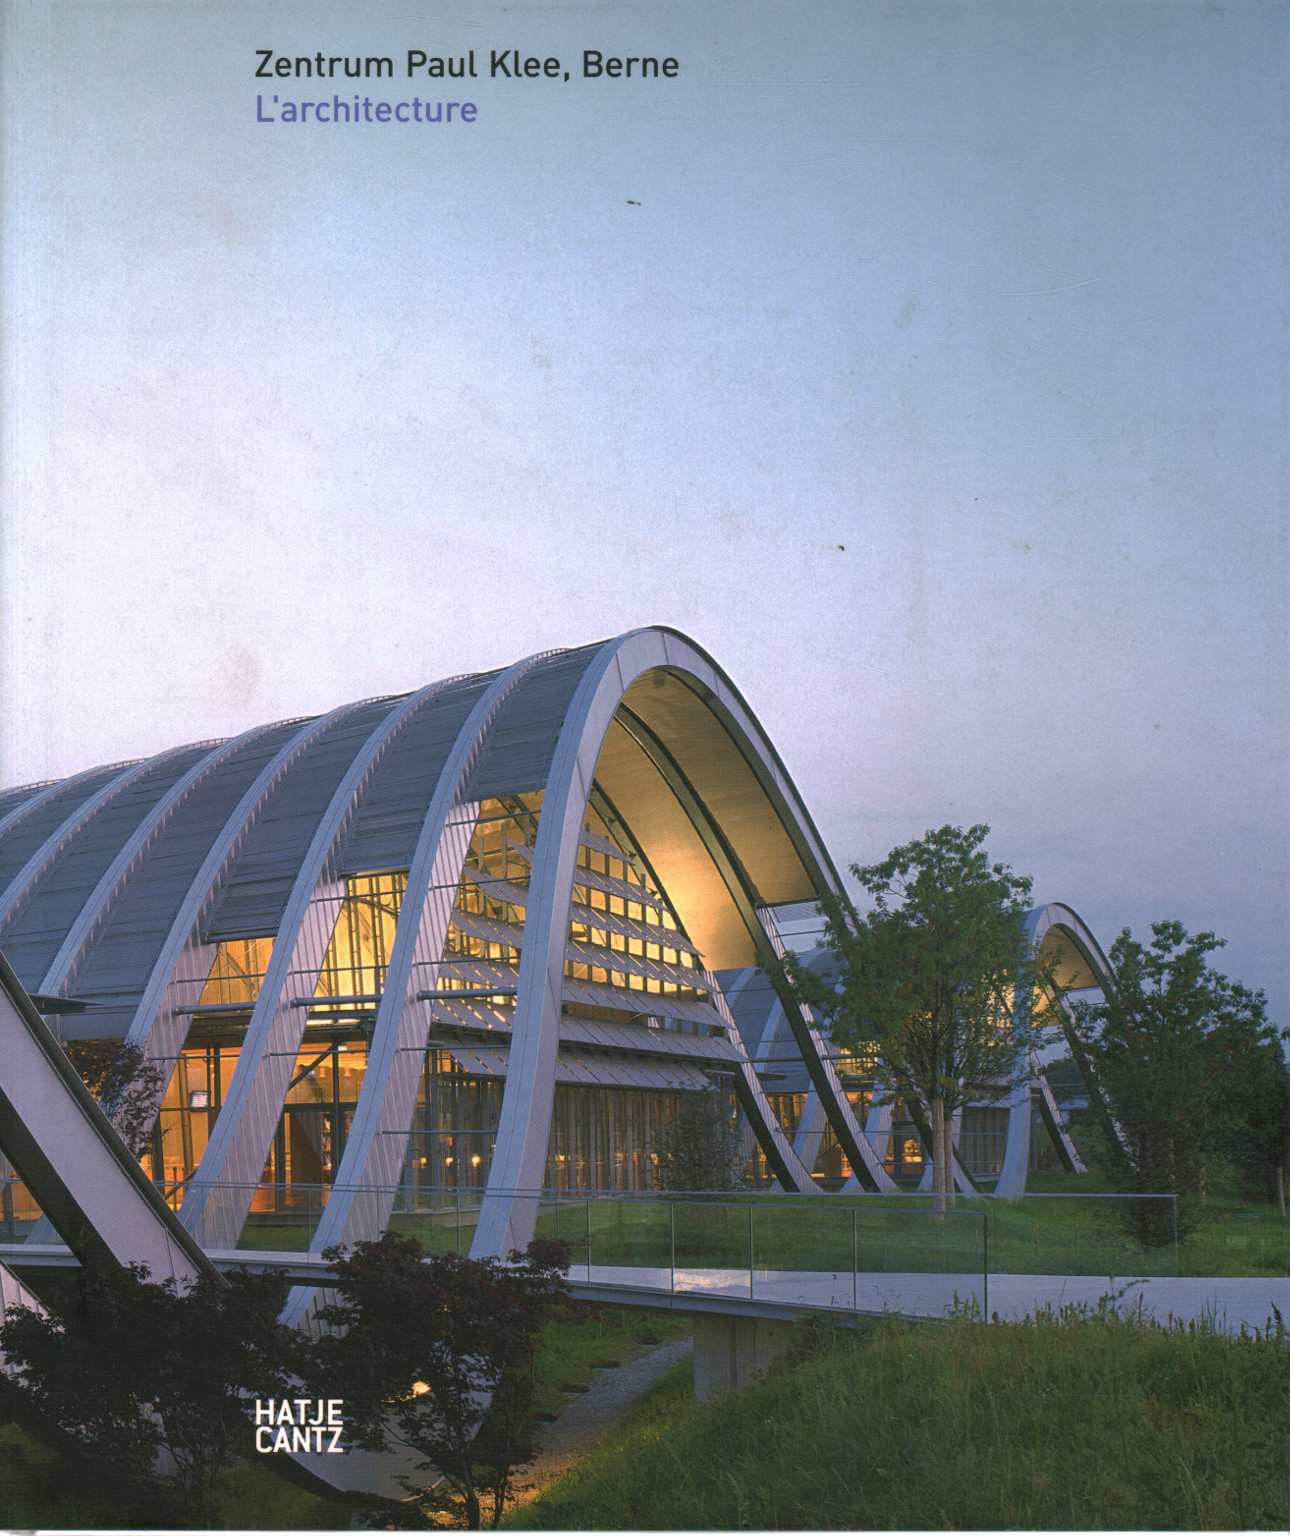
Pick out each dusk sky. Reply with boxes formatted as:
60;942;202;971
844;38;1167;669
2;1;1286;1022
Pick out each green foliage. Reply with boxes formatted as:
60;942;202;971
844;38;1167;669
0;1262;302;1527
515;1310;1290;1531
778;825;1060;1203
655;1089;743;1192
1070;921;1289;1244
0;1416;351;1530
0;1304;683;1530
63;1039;165;1158
308;1233;576;1530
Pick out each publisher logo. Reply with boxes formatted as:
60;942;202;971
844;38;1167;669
254;1398;345;1454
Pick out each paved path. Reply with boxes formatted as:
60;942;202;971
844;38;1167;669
579;1264;1290;1334
511;1336;693;1506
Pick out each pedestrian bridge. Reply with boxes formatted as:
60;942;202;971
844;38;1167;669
5;1209;1285;1403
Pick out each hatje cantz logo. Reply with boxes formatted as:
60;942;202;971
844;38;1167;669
255;1398;345;1454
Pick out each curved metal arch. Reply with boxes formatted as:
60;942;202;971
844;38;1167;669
718;964;799;1181
18;725;313;1245
729;950;870;1186
611;706;895;1192
120;703;366;1076
993;903;1114;1200
1030;902;1115;985
0;951;212;1284
0;744;206;948
471;629;888;1258
579;782;815;1190
735;977;829;1176
0;760;135;848
642;627;849;902
179;684;464;1249
293;652;553;1283
34;727;287;999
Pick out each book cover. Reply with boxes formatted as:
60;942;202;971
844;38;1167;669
0;1;1284;1529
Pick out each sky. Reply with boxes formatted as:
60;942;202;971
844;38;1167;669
1;1;1286;1022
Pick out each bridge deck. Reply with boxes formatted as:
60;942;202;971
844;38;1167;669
5;1245;1282;1335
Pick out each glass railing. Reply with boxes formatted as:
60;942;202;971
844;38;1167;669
132;1180;991;1319
7;1176;1284;1286
170;1182;1203;1280
798;1190;1186;1278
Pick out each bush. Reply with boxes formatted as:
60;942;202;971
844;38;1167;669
0;1262;301;1526
307;1233;577;1530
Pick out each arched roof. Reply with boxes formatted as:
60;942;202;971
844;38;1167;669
0;630;838;1024
0;630;893;1248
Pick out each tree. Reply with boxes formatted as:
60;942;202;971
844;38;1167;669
308;1233;575;1530
778;825;1060;1209
1216;1026;1290;1217
656;1087;743;1192
0;1262;301;1526
63;1039;165;1158
1069;921;1288;1243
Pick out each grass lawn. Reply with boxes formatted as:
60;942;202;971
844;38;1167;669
528;1305;691;1418
233;1175;1290;1278
512;1304;1290;1530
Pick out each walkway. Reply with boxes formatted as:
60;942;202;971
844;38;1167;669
574;1264;1290;1335
10;1241;1284;1335
511;1336;693;1510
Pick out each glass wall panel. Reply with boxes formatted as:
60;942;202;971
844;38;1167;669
402;1049;505;1197
314;871;407;1005
198;937;274;1008
152;1041;241;1191
960;1106;1010;1179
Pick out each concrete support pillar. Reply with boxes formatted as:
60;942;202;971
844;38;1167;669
692;1313;794;1402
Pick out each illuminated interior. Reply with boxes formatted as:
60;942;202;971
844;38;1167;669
147;781;739;1209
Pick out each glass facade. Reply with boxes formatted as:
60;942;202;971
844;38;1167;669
133;791;1025;1216
958;1107;1011;1179
752;1089;931;1184
146;794;728;1207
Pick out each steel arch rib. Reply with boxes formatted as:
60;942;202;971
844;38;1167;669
18;727;297;1244
299;655;550;1265
745;986;828;1176
0;951;212;1284
612;697;895;1192
0;744;204;945
180;685;458;1249
579;782;810;1191
721;965;796;1185
705;965;815;1188
0;760;133;847
471;630;869;1258
993;903;1108;1200
119;702;369;1082
0;955;415;1500
32;728;289;1000
792;1092;828;1174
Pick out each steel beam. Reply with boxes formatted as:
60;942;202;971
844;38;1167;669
0;951;212;1283
994;904;1107;1200
291;655;549;1289
180;686;456;1248
472;630;863;1258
